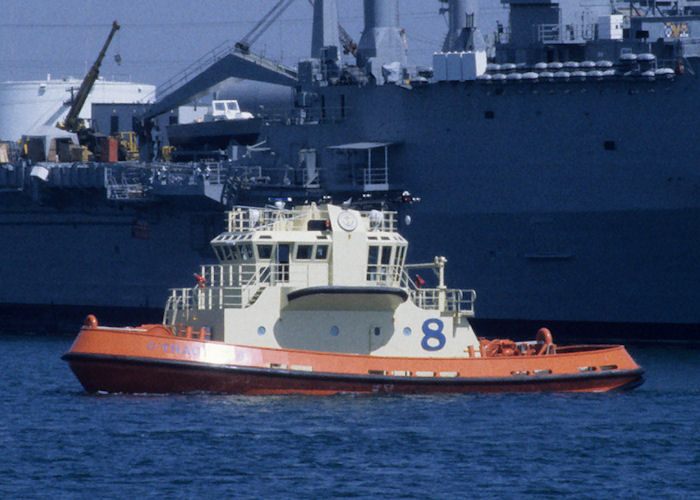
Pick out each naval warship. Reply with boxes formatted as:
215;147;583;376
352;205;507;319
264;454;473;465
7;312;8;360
1;0;698;341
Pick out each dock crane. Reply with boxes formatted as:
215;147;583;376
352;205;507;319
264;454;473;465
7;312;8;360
235;0;296;53
57;21;120;134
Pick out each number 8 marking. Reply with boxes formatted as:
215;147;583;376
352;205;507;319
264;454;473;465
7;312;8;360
421;318;446;351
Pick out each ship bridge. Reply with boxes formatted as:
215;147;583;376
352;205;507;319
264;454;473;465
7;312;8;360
163;204;476;326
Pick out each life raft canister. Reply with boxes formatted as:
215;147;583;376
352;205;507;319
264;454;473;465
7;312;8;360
484;338;517;357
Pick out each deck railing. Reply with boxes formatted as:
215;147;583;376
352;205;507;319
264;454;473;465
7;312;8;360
400;268;476;316
227;206;399;233
366;264;403;286
163;288;194;324
162;262;318;323
163;259;476;324
536;23;595;44
227;206;301;232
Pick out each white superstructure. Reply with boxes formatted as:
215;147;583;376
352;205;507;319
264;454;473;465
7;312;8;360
164;203;478;356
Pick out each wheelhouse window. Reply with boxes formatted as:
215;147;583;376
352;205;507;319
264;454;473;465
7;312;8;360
215;241;262;262
296;244;313;260
213;246;224;261
315;245;328;259
394;245;405;267
380;246;392;265
257;244;272;259
240;244;253;261
223;245;234;260
367;245;397;282
367;245;379;280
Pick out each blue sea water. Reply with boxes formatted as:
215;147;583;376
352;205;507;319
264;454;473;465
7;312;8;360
1;335;698;499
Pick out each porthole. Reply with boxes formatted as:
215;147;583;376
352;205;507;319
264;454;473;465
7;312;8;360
257;326;266;336
330;325;339;336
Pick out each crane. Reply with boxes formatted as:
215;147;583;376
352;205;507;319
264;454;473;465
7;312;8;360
236;0;356;55
235;0;295;53
57;21;120;133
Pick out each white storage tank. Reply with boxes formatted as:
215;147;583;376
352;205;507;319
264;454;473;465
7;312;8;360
0;76;155;142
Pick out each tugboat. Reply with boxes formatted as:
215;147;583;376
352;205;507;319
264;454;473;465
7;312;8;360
63;203;644;394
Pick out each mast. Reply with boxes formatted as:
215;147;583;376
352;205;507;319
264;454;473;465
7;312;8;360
311;0;341;60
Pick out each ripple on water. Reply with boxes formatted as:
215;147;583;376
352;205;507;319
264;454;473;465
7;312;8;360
1;338;698;499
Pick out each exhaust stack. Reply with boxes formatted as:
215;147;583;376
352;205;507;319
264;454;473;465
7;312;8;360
311;0;340;60
441;0;485;53
356;0;407;69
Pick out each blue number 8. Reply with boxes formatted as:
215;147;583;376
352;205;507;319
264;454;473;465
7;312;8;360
421;318;446;351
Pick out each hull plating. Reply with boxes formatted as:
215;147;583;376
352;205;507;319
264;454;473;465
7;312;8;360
62;327;644;395
263;75;700;328
64;355;644;395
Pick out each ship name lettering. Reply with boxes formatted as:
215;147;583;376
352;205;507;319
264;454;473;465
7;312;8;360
147;342;199;357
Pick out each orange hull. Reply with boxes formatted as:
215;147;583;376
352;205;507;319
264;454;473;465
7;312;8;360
63;324;644;394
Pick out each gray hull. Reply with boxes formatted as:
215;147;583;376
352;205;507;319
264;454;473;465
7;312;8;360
261;73;700;327
0;188;221;331
1;73;697;339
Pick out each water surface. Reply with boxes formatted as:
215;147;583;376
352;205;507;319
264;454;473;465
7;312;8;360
1;336;698;499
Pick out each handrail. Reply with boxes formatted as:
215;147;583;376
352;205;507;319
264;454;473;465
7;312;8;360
366;264;402;286
163;287;194;324
226;206;302;232
171;263;275;313
145;40;234;101
164;260;476;319
226;205;399;233
536;22;595;44
400;268;475;316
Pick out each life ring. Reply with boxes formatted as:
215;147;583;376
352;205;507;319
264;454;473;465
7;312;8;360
536;327;554;355
536;327;553;345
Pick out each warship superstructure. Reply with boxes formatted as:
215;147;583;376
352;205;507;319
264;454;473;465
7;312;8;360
2;0;698;340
